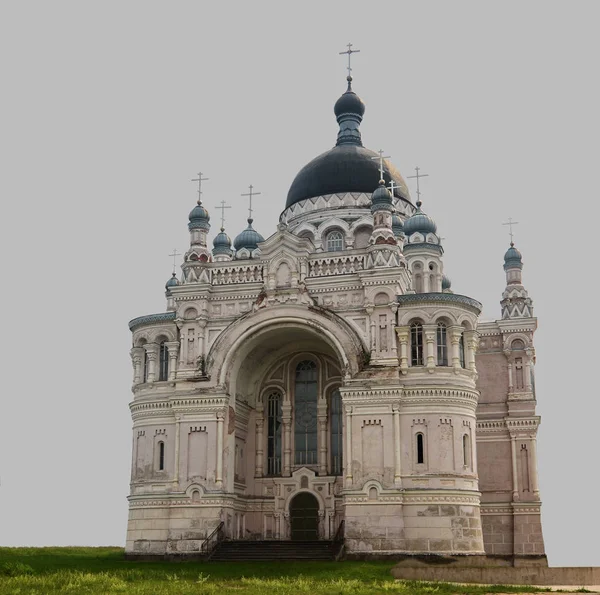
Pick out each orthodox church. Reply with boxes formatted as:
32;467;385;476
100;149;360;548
126;65;544;560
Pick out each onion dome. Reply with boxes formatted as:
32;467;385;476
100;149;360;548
165;273;179;292
442;274;452;291
403;201;437;236
188;201;210;231
334;76;366;119
286;77;411;209
370;180;393;212
233;218;265;251
504;243;523;270
213;228;232;255
392;213;404;237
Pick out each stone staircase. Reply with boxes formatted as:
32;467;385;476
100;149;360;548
209;540;339;561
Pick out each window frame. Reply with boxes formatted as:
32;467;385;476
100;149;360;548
410;322;424;366
326;230;344;252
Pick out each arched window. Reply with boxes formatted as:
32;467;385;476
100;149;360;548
158;441;165;471
158;341;169;381
459;333;466;368
326;230;344;252
330;389;343;475
294;360;318;466
143;349;149;382
410;322;424;366
267;391;282;475
463;434;470;467
436;322;448;366
416;433;424;464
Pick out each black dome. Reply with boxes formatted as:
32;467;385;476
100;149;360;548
334;89;365;118
286;144;410;209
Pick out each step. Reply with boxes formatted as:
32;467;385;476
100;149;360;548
209;540;340;561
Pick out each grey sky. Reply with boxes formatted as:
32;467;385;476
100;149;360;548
1;1;598;566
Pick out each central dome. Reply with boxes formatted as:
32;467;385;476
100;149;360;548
285;77;411;209
286;144;410;208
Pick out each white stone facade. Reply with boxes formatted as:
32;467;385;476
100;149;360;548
126;90;544;559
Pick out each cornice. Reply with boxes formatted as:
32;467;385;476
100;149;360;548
129;312;176;332
396;293;482;314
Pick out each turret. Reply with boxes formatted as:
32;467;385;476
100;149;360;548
501;243;533;318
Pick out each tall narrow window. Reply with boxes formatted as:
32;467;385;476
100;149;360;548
330;389;343;475
326;230;344;252
416;433;424;464
410;322;424;366
158;341;169;381
463;434;470;467
294;360;318;466
436;322;448;366
459;333;466;368
267;391;282;475
158;441;165;471
143;350;149;382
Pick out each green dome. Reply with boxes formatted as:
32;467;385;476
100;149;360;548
188;202;210;231
504;243;523;269
442;274;452;290
403;203;437;236
234;219;264;251
392;213;404;237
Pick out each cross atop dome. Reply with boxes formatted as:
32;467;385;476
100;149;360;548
339;42;360;83
191;172;209;205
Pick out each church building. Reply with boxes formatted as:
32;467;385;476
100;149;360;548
126;62;544;559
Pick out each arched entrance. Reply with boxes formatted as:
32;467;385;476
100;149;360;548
290;492;319;541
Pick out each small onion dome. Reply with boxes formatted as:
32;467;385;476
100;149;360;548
392;213;404;237
370;180;393;212
188;201;210;230
233;218;265;251
213;228;232;254
403;201;437;236
442;274;452;291
165;273;179;291
334;77;366;119
504;243;523;270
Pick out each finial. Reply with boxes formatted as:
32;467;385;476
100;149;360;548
371;149;390;185
168;248;181;274
191;172;209;204
339;43;360;80
217;200;231;232
241;185;261;220
502;217;519;245
407;166;429;207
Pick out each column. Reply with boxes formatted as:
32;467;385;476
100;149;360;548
130;347;144;384
173;414;181;485
504;351;514;391
423;272;430;293
525;349;533;391
318;413;327;476
530;435;540;500
282;401;292;476
144;343;158;383
396;327;409;374
450;327;461;370
464;330;479;372
198;319;207;370
390;305;399;359
216;410;224;488
255;410;264;477
165;341;179;381
424;324;436;371
393;402;401;487
344;404;353;487
510;434;519;501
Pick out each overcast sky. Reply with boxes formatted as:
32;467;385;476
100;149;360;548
1;1;598;567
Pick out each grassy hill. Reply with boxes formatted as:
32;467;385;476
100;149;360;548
0;547;545;594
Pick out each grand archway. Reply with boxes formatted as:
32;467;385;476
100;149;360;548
290;492;319;541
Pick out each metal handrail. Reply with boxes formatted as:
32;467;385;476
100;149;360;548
332;520;345;560
200;521;225;558
333;520;345;543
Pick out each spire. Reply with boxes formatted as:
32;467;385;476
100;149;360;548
334;44;365;146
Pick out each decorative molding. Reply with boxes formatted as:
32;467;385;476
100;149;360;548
396;293;482;314
129;312;176;331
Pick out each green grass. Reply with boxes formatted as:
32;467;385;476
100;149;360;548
0;547;546;594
